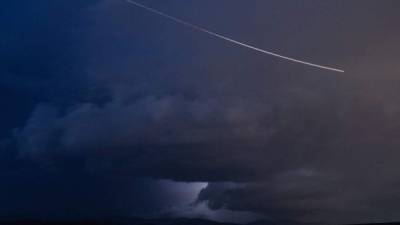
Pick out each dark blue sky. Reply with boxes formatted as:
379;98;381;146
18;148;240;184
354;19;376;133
1;0;400;224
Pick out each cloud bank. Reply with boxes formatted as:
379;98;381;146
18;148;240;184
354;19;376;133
2;0;400;224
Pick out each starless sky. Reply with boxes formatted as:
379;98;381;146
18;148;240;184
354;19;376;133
1;0;400;224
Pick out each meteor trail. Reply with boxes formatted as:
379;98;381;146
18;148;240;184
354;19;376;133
124;0;344;73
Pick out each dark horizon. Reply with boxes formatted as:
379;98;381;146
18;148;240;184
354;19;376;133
2;217;400;225
2;0;400;224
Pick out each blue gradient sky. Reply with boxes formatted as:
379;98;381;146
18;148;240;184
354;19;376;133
1;0;400;224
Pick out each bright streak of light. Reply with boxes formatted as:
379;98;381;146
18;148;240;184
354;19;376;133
125;0;344;73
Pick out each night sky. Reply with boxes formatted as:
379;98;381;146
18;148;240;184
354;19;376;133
1;0;400;224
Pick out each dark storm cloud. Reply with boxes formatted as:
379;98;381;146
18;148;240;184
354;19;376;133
3;0;400;223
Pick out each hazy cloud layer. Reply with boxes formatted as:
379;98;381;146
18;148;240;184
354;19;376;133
2;0;400;224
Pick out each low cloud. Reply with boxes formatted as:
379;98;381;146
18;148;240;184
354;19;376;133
4;0;400;223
